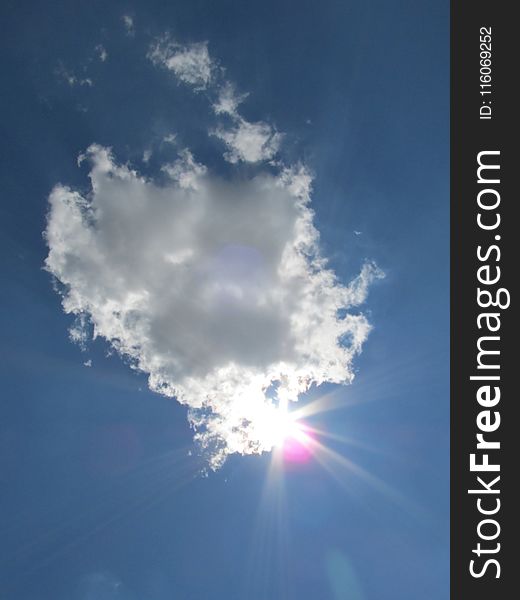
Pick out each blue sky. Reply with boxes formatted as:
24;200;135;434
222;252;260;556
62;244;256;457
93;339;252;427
1;1;449;599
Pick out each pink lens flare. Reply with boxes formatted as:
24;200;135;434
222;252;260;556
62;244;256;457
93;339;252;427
282;425;315;463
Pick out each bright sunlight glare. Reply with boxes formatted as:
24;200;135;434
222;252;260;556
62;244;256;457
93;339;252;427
261;402;314;463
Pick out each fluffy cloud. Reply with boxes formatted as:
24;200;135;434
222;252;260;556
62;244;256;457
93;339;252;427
45;145;382;468
211;118;282;164
46;36;383;468
148;38;213;90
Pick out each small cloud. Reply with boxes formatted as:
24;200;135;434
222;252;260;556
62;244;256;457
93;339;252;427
354;230;362;236
57;67;76;86
96;44;108;62
83;359;92;367
55;63;93;87
122;14;134;36
148;35;283;164
163;133;177;145
148;37;213;90
344;261;384;307
212;118;282;164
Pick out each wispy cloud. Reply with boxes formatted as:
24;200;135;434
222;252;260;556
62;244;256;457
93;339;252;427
95;44;108;62
212;81;248;116
122;14;135;36
148;36;282;164
55;62;93;87
148;37;213;90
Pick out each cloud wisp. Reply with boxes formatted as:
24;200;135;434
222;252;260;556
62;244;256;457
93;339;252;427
122;14;135;36
148;37;282;164
148;37;214;90
45;38;383;469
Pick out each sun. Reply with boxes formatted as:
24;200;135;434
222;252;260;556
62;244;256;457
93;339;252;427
257;402;315;463
270;407;304;448
251;400;308;451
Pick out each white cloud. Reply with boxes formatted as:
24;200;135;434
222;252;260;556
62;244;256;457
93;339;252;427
212;82;248;117
163;133;177;145
122;15;134;36
162;148;207;190
212;118;282;164
96;44;108;62
45;144;382;468
148;38;213;90
46;36;383;468
148;37;282;163
142;148;152;163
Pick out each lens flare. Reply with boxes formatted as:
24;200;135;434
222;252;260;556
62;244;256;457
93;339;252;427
281;427;314;463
